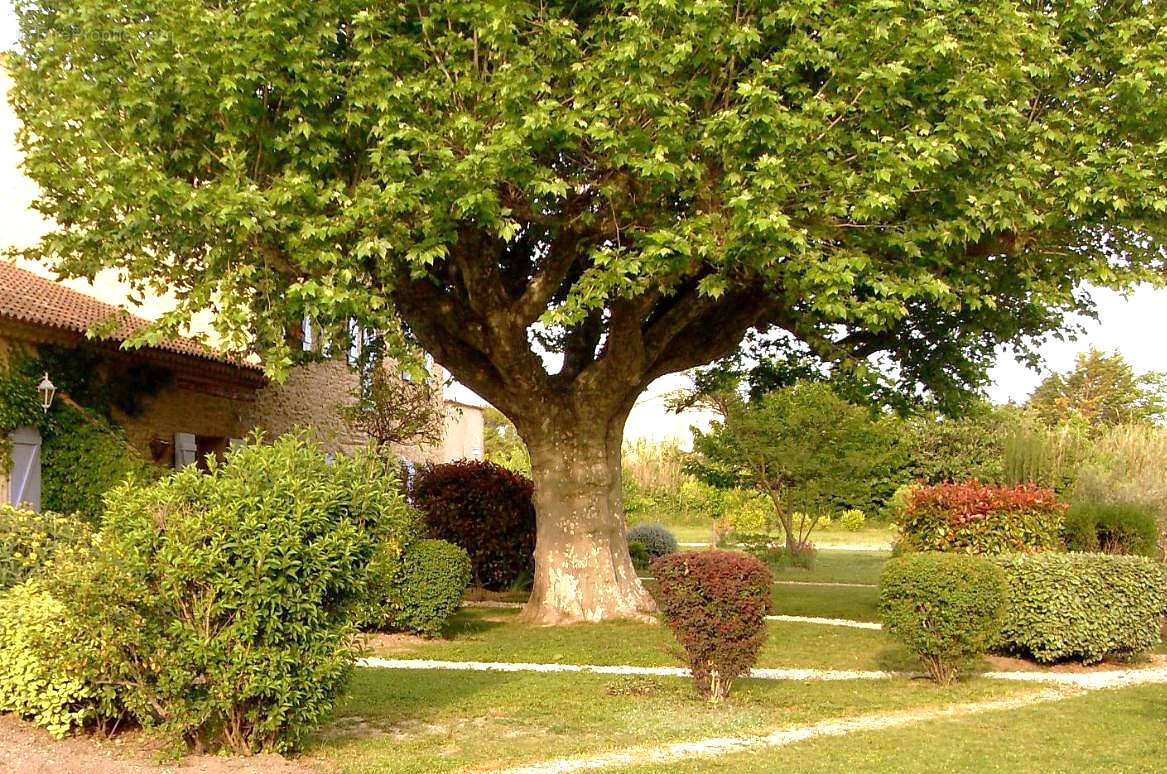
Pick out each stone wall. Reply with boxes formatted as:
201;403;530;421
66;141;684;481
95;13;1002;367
113;382;251;467
241;358;367;455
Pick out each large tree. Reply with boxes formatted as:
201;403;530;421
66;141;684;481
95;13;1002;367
1028;348;1167;431
8;1;1167;622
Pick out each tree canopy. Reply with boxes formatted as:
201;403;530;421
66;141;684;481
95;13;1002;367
8;0;1167;622
1027;348;1167;431
9;0;1167;411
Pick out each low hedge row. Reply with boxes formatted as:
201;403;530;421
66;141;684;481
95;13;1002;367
993;552;1166;664
1063;502;1159;558
896;481;1066;554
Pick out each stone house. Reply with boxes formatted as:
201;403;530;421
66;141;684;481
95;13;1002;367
0;261;484;509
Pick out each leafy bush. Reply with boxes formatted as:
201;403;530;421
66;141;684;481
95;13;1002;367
41;406;157;527
839;508;866;531
42;436;417;752
0;581;100;737
879;553;1008;684
993;553;1166;664
721;488;773;534
1063;502;1159;557
0;505;89;591
379;539;471;637
882;483;917;522
653;550;772;701
626;522;678;559
628;541;651;573
411;460;536;590
896;481;1066;554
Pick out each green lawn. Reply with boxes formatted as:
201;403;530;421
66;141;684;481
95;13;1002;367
624;684;1167;773
305;668;1039;774
366;607;914;671
771;584;881;621
654;524;896;550
768;550;887;585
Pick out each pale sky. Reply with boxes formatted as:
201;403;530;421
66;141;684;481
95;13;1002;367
2;5;1163;422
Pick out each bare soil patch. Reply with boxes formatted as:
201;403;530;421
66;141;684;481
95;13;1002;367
0;715;319;774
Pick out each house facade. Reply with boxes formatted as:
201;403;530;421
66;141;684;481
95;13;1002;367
0;261;484;510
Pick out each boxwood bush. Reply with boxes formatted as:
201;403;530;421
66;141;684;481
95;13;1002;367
626;522;678;559
653;550;772;701
1063;502;1159;558
993;552;1166;664
380;539;472;637
38;436;417;752
896;481;1066;554
879;553;1008;684
411;460;536;590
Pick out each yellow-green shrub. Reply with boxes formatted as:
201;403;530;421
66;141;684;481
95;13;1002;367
0;582;98;737
0;505;89;591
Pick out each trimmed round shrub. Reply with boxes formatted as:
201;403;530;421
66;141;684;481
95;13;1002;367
411;460;536;590
896;481;1066;554
993;552;1166;664
41;435;418;753
0;581;99;738
382;539;472;637
626;522;678;559
653;550;772;701
0;505;89;591
1063;502;1158;557
879;553;1008;684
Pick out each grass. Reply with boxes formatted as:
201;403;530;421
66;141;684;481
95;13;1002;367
771;584;881;621
366;607;915;672
305;668;1039;774
623;684;1167;773
650;523;896;549
768;550;887;585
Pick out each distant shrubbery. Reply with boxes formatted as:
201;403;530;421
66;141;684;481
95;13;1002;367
879;553;1008;684
654;550;772;701
1063;502;1159;557
895;482;1066;554
626;522;677;560
411;460;536;590
377;539;472;637
994;553;1166;664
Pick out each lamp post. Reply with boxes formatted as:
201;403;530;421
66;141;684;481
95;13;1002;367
37;373;56;413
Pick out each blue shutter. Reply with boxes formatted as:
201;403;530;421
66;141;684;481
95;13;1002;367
8;426;42;511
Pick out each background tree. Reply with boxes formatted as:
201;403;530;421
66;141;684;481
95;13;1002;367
9;0;1167;622
482;407;531;474
343;366;446;451
1027;349;1167;431
690;382;903;555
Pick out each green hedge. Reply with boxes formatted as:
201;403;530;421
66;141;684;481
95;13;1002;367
994;553;1166;664
1063;502;1159;558
383;539;472;637
879;553;1008;684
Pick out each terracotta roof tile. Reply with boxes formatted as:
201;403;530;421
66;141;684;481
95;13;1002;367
0;261;262;371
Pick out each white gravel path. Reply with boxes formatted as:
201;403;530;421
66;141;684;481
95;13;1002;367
766;615;882;630
357;657;899;681
358;657;1167;690
495;687;1078;774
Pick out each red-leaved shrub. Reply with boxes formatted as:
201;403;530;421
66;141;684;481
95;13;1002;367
653;550;772;701
897;481;1066;554
410;460;536;590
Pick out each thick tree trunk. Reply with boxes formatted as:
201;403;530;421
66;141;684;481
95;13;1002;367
519;413;657;625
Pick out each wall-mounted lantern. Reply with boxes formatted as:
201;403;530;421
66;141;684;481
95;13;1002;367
37;373;56;413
